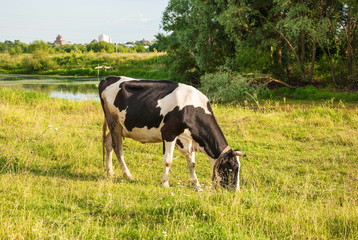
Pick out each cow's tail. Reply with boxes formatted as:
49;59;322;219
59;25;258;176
102;117;107;171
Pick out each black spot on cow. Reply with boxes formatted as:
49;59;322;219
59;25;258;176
161;105;228;158
183;106;228;159
113;80;179;131
176;139;184;149
161;106;187;142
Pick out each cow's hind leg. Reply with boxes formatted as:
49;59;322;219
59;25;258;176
107;118;134;180
161;140;177;188
176;138;202;191
105;132;115;178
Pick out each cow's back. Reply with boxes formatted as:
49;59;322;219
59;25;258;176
99;76;227;157
100;77;180;142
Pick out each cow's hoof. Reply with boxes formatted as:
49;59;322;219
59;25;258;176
107;174;116;181
123;173;135;181
193;186;203;192
189;179;202;191
162;181;170;188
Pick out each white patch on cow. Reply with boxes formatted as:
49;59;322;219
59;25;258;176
178;129;206;154
236;156;241;191
162;139;177;187
157;83;212;117
124;125;163;143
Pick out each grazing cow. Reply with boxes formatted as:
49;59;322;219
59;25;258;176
99;76;246;191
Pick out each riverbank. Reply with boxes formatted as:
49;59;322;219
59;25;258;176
1;51;358;103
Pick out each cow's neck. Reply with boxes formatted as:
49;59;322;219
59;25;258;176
190;119;228;160
203;127;228;159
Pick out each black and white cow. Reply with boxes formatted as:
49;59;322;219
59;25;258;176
99;76;246;191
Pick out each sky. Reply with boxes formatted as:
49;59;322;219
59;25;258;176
0;0;170;44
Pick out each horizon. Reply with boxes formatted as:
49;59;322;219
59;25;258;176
0;0;169;44
1;35;157;45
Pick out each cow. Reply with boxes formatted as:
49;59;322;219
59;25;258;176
99;76;246;191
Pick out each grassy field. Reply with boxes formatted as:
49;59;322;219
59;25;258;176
0;88;357;239
0;52;169;80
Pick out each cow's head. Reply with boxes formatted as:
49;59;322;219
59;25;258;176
212;149;246;191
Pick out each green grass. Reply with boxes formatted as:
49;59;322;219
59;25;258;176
272;86;358;102
0;88;357;239
0;52;169;80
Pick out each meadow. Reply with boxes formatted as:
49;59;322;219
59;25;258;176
0;87;357;239
0;52;169;80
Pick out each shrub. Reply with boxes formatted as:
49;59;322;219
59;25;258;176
199;69;270;103
21;51;57;71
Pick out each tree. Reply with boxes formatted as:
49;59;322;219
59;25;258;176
28;40;49;53
86;41;115;53
161;0;236;83
0;40;28;54
161;0;358;87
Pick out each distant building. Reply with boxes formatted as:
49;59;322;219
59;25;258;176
125;42;134;48
54;34;66;45
98;34;112;43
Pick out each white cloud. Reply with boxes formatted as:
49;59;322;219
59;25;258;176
139;14;152;23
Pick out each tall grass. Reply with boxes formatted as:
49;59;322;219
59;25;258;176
0;88;357;239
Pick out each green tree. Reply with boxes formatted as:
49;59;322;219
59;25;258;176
162;0;236;83
0;40;28;55
86;41;115;53
161;0;357;87
28;40;49;53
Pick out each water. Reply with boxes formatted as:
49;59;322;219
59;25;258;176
0;74;101;101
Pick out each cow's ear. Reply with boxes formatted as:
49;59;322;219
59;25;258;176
233;149;246;157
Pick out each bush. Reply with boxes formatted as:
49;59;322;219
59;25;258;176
199;69;270;103
21;51;57;71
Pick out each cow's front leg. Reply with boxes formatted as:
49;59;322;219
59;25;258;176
176;138;202;191
161;140;176;188
185;152;202;191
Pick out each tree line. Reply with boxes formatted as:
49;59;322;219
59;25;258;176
0;39;157;55
156;0;357;88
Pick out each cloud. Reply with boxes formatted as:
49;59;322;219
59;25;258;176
139;14;152;23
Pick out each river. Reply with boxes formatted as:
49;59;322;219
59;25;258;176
0;74;100;101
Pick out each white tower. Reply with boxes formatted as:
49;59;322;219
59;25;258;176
98;34;112;43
